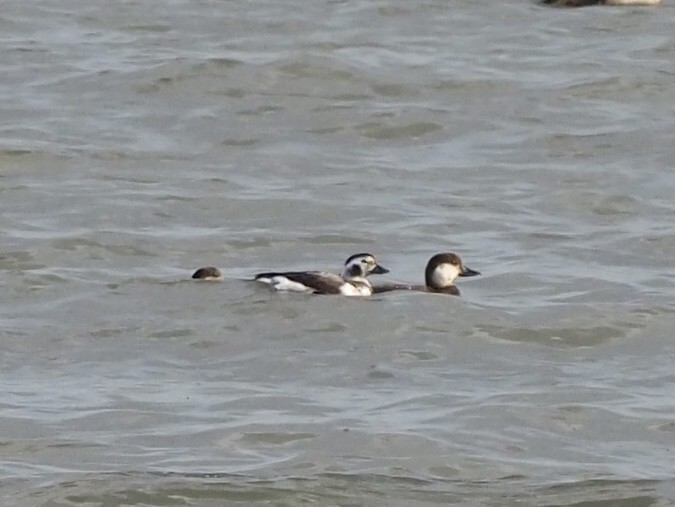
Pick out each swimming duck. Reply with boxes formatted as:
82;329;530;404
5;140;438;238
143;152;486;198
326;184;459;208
541;0;661;7
254;253;389;296
191;266;223;280
373;253;479;296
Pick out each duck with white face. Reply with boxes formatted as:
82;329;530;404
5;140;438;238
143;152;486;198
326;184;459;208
253;253;389;296
373;253;479;296
191;253;389;295
192;254;389;295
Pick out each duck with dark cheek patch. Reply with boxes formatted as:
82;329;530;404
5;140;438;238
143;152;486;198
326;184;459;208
373;253;479;296
254;253;389;296
192;253;390;296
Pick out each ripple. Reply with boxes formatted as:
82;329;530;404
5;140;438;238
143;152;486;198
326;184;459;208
479;324;624;347
148;329;194;339
0;251;40;270
238;432;316;446
4;0;675;505
398;350;439;361
355;121;443;140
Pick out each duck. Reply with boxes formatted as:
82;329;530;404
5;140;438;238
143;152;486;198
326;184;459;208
192;253;390;296
191;266;223;280
253;253;389;296
372;253;479;296
541;0;661;7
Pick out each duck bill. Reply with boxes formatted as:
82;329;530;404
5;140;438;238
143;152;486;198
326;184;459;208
371;264;390;275
460;266;480;277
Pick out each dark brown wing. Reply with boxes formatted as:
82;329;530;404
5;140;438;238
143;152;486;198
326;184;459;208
255;271;344;294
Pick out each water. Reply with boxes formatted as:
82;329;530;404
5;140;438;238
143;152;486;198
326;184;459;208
2;0;675;505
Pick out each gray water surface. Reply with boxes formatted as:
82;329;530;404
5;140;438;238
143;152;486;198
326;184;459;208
2;0;675;505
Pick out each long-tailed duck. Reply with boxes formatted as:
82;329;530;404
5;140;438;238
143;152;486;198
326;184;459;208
373;253;479;296
254;253;389;296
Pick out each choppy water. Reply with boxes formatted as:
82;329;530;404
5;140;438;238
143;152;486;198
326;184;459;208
2;0;675;505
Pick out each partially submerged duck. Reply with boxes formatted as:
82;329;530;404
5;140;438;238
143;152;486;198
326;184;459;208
541;0;661;6
254;253;389;296
191;266;223;280
373;253;479;296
